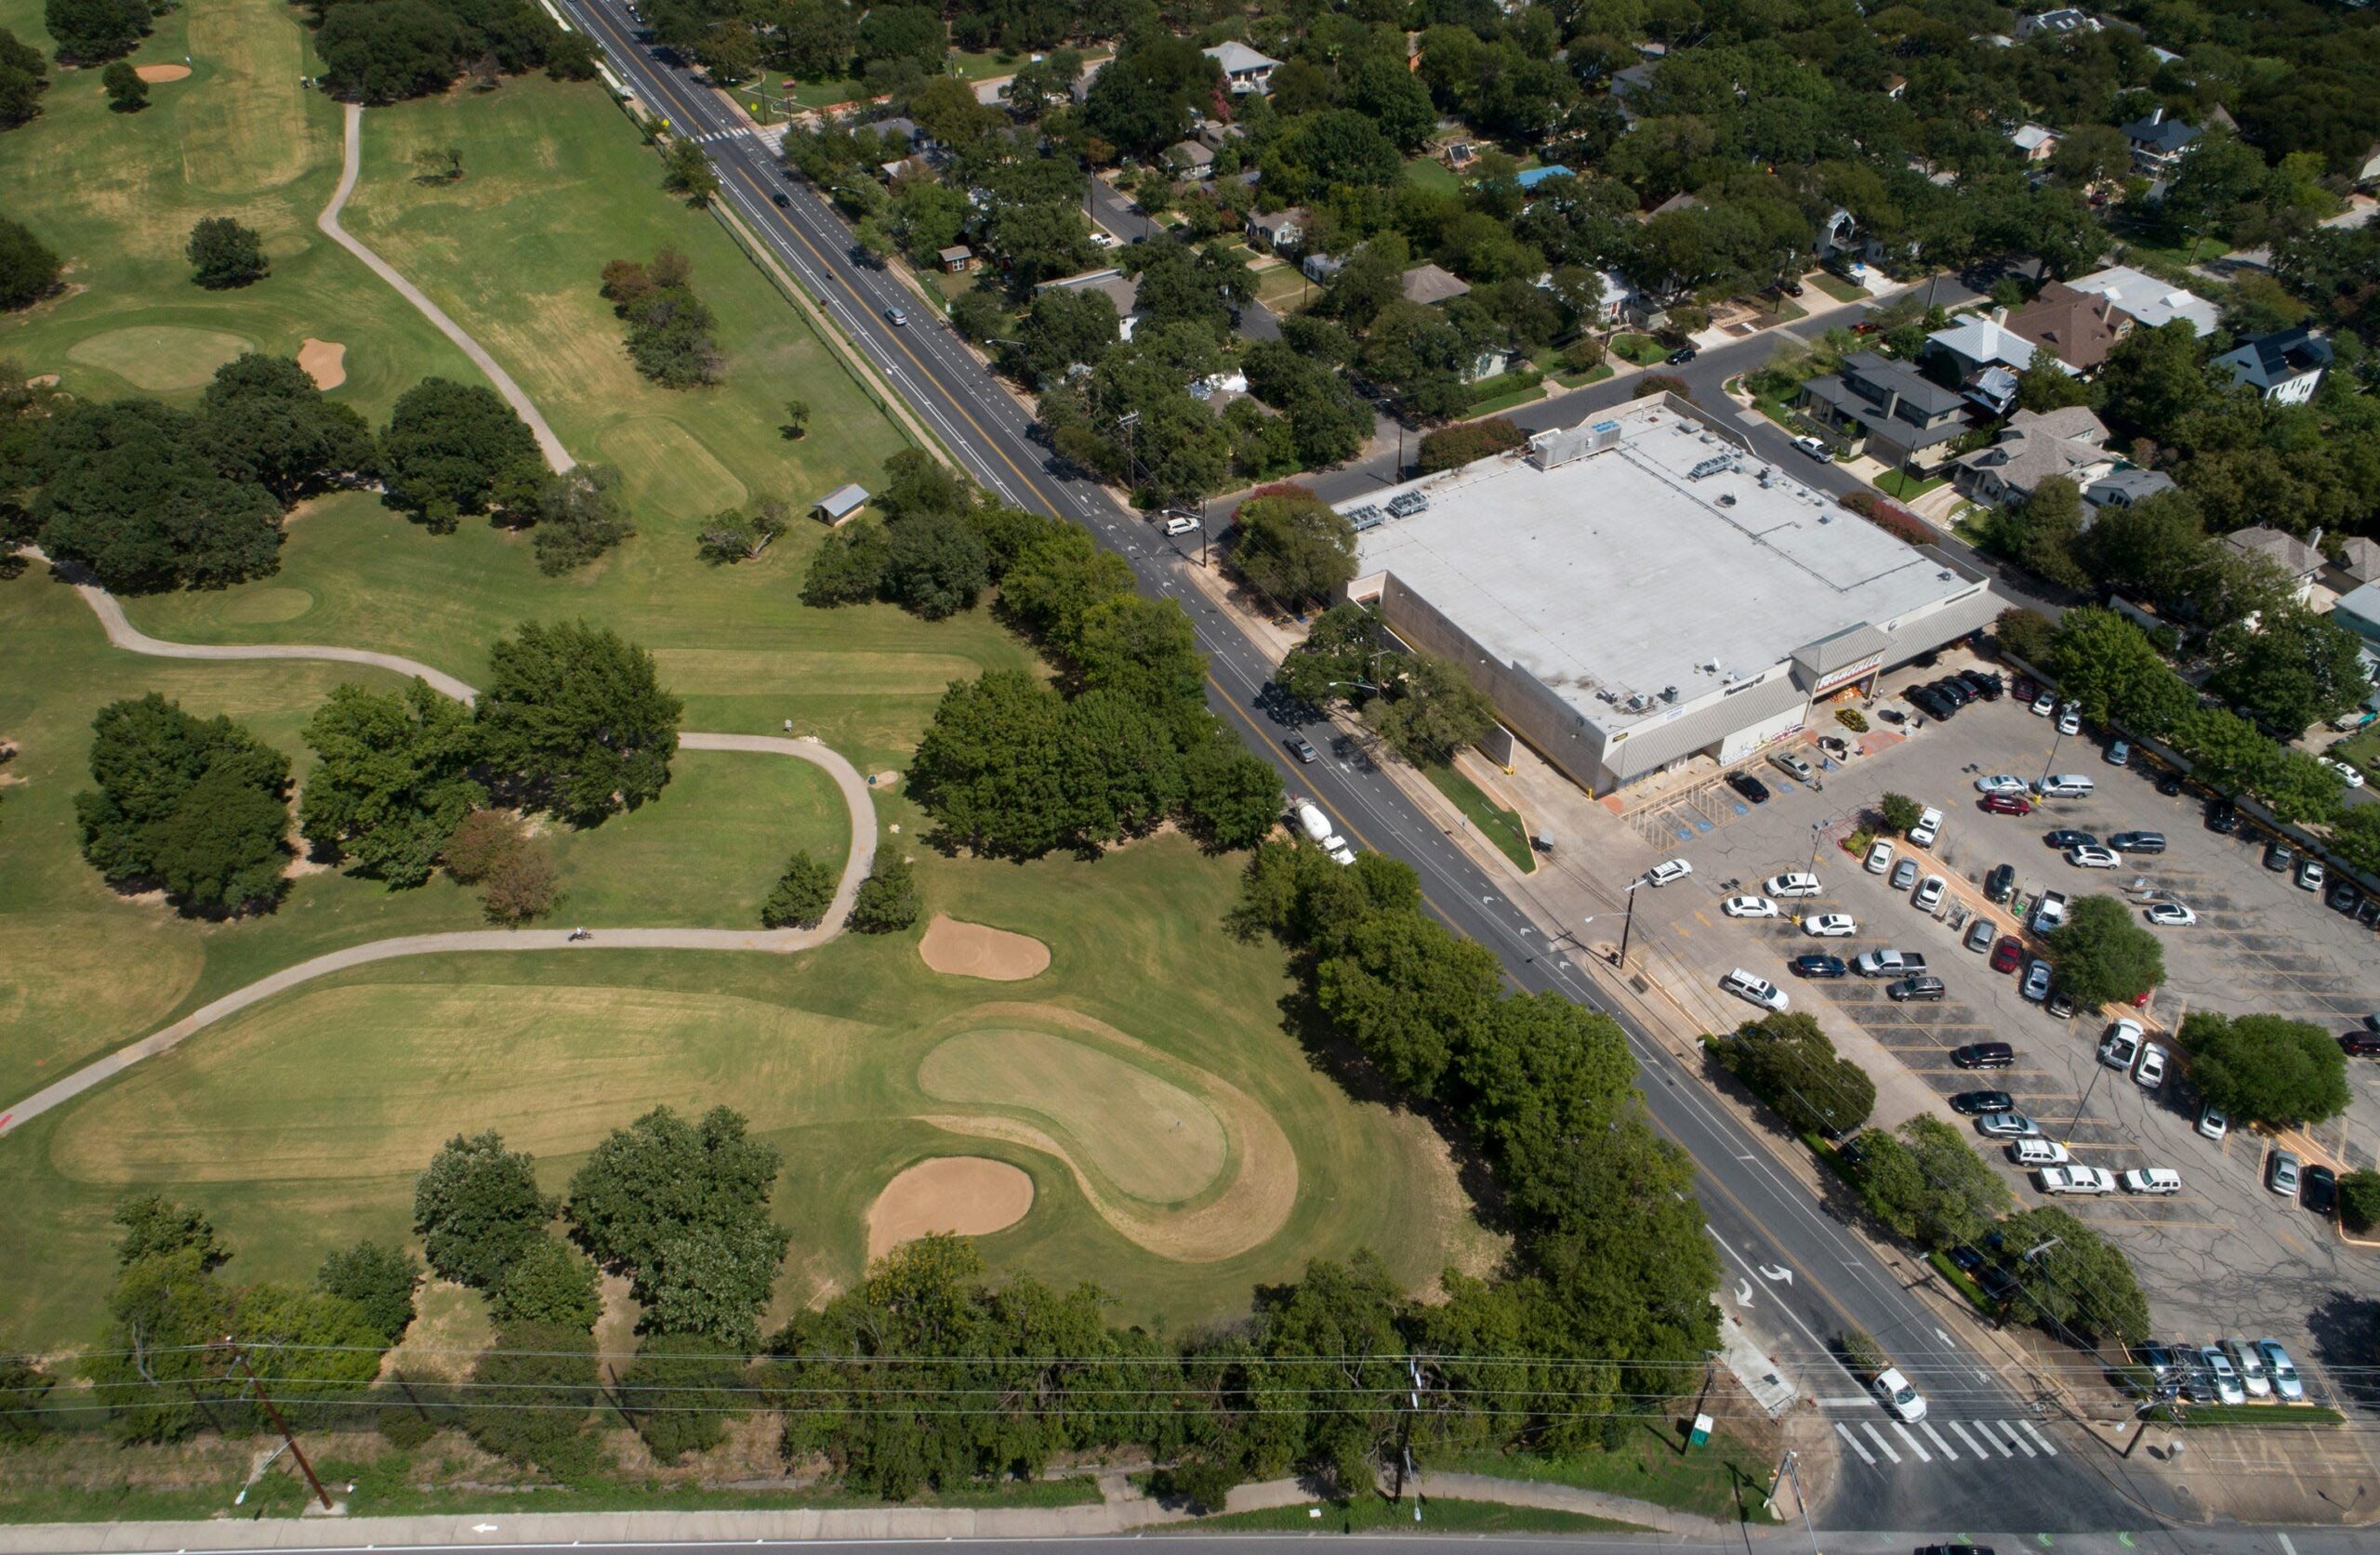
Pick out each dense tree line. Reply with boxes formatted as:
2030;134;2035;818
600;249;722;389
1714;1011;1876;1140
43;0;152;64
299;0;596;105
0;27;49;131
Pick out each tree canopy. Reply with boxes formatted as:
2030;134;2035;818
412;1131;556;1291
75;694;290;914
2179;1011;2351;1128
476;620;682;824
2043;895;2165;1008
377;377;544;529
300;679;484;887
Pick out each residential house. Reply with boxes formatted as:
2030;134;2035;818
1399;263;1473;307
2016;7;2101;37
1646;191;1703;219
2334;584;2380;652
1514;165;1575;195
1796;351;1976;471
2326;536;2380;593
1885;74;1908;99
1037;268;1144;341
1164;140;1214;176
1246;207;1309;250
2225;525;2327;605
2009;123;2060;162
2067;265;2220;336
2004;281;2125;371
1203;41;1279;95
2083;468;2178;509
2214;326;2332;404
2357;141;2380;187
1924;315;2068;415
2120;108;2201;177
1609;60;1659;125
938;245;974;273
869;116;922;149
1466;346;1514;384
1952;407;2115;505
1302;252;1346;283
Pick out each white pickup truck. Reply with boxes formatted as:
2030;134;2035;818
1854;949;1928;979
2037;1165;2118;1195
2031;890;2069;933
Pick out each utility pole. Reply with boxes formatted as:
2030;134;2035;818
1389;1355;1425;1519
1781;1449;1820;1555
226;1337;334;1511
1615;876;1646;969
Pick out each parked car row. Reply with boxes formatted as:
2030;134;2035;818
2135;1338;2307;1405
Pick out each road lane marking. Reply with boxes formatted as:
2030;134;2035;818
1921;1421;1957;1460
1947;1420;1987;1456
1998;1421;2037;1458
1861;1421;1902;1463
1972;1421;2015;1457
1891;1421;1931;1462
2018;1419;2058;1456
1835;1423;1877;1466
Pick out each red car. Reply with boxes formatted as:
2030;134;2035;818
2342;1032;2380;1058
1990;937;2024;973
1982;793;2036;816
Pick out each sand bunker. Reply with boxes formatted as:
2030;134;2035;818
25;374;58;389
298;338;346;389
866;1156;1035;1261
135;64;192;83
918;915;1050;981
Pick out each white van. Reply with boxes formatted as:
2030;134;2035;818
1720;969;1789;1012
2036;774;2096;797
1909;806;1943;848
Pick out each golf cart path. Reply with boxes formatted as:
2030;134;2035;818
0;571;879;1139
318;100;575;474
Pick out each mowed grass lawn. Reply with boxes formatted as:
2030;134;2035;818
0;0;479;416
0;833;1495;1345
0;572;852;1103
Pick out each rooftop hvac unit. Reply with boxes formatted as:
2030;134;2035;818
1661;686;1679;702
1346;505;1385;531
1528;422;1619;469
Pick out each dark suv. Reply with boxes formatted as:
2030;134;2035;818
2108;831;2166;854
1959;669;2004;702
1985;863;2015;903
2207;798;2239;834
1890;974;1948;1003
1952;1042;2015;1069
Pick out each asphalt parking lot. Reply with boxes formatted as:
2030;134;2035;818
1624;658;2380;1373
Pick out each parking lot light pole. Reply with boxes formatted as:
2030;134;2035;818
1808;814;1836;875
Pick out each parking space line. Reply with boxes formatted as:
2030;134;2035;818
1861;1421;1902;1464
1835;1422;1878;1466
1970;1420;2014;1457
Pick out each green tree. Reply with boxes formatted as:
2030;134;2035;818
463;1323;600;1477
527;464;637;574
2043;894;2165;1008
2206;605;2375;739
74;693;290;913
43;0;150;63
1716;1011;1877;1138
1849;1115;2013;1251
1180;736;1286;852
33;399;284;591
1987;1206;2149;1347
1072;593;1202;710
1275;601;1382;707
1315;909;1504;1095
198;351;377;507
2330;805;2380;878
2256;748;2348;827
1877;792;1923;836
2340;1170;2380;1235
477;620;683;824
0;1358;51;1445
760;849;837;929
412;1131;556;1290
300;679;483;887
618;1331;746;1462
112;1192;231;1272
100;59;145;111
185;216;269;290
315;0;469;104
378;377;543;528
695;501;789;563
880;511;991;619
2048;608;2192;736
1370;653;1496;766
2178;1012;2351;1127
479;835;561;923
0;217;59;310
662;136;721;204
316;1241;421;1344
0;30;45;135
848;851;921;932
229;1282;387;1420
2096;321;2218;441
490;1233;602;1330
909;670;1072;857
1231;487;1356;608
84;1245;233;1442
780;399;810;439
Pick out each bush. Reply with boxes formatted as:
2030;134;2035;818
374;1375;446;1448
760;850;837;929
1836;707;1868;732
848;853;920;932
2341;1169;2380;1234
480;840;560;924
441;809;525;883
618;1332;745;1463
1840;490;1933;547
463;1324;601;1478
490;1234;602;1329
1558;336;1606;374
1415;416;1527;474
316;1242;421;1344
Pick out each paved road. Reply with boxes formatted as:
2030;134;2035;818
0;586;878;1139
317;101;575;474
515;7;2158;1533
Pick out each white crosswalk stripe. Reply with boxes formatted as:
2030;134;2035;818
1835;1422;1877;1465
2019;1419;2059;1456
1891;1421;1932;1462
1861;1421;1902;1464
1920;1421;1957;1460
1834;1416;2066;1479
1948;1420;1989;1457
1971;1419;2016;1457
1998;1420;2038;1458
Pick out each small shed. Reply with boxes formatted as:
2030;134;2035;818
938;244;974;272
813;483;869;526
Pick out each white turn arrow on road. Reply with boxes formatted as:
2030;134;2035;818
1758;1263;1795;1285
1734;1279;1755;1306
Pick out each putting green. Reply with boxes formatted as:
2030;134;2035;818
66;326;256;392
213;586;314;625
918;1028;1227;1204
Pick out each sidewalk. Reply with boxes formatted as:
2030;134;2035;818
0;1469;1724;1552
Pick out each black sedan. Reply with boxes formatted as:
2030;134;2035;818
1792;954;1847;979
2207;798;2239;834
2044;830;2098;850
1726;771;1772;803
2304;1164;2338;1218
1950;1089;2016;1115
1666;343;1699;364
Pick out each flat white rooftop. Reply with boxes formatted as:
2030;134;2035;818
1347;402;1975;729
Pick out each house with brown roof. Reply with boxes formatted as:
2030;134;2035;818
2225;526;2327;605
2005;283;2124;372
1952;407;2114;506
1399;263;1473;306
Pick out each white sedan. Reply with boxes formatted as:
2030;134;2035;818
1765;872;1823;898
1974;773;2029;796
1912;874;1947;912
1803;913;1858;937
2068;844;2122;869
2031;692;2057;716
2135;1042;2169;1089
2146;901;2198;926
1723;895;1780;918
1646;858;1693;886
2320;756;2366;789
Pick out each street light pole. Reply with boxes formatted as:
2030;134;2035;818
1808;814;1836;875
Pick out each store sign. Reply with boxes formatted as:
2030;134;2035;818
1811;653;1882;696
